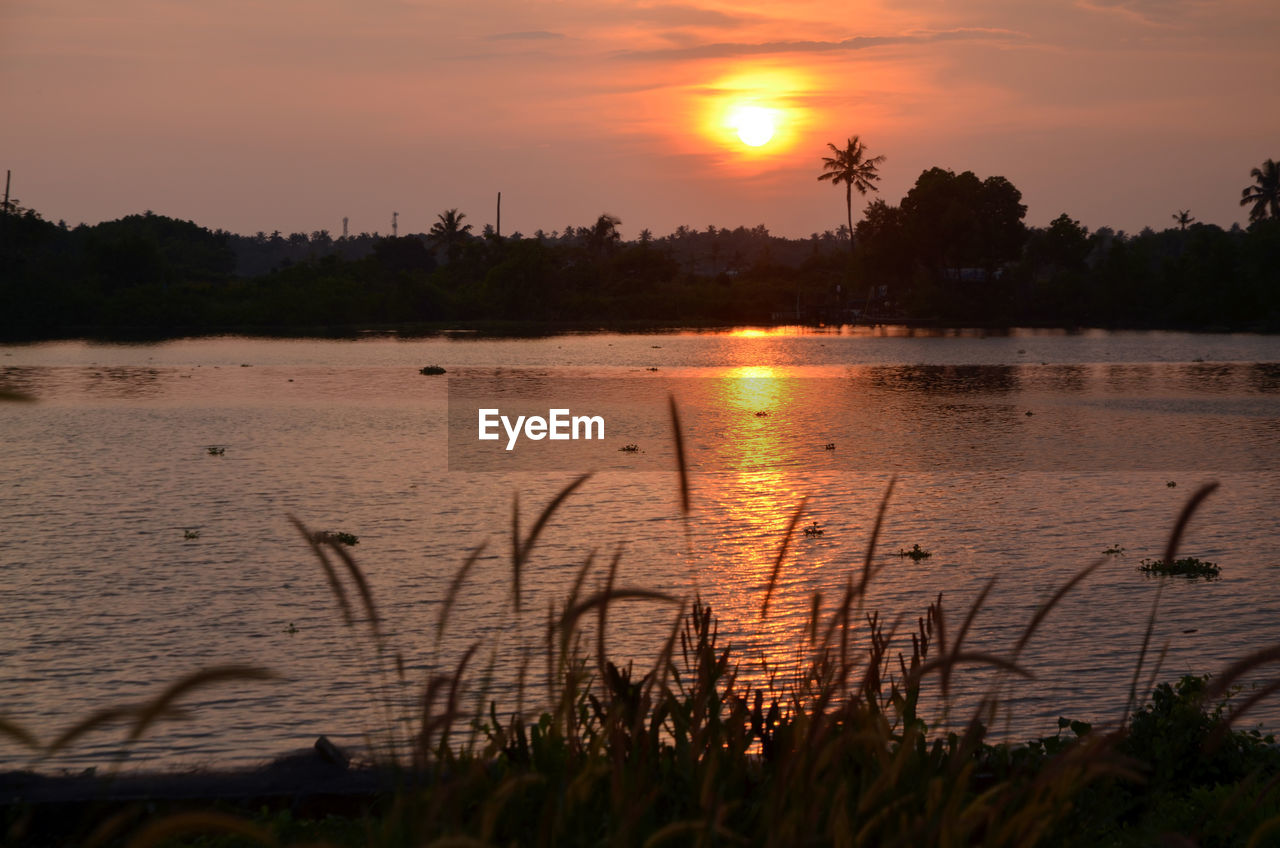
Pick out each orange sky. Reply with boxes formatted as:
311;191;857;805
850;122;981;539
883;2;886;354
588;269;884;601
3;0;1277;238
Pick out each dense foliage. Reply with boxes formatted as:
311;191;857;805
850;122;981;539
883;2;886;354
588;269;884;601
2;166;1278;338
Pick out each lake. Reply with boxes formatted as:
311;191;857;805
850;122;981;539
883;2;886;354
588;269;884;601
2;326;1278;772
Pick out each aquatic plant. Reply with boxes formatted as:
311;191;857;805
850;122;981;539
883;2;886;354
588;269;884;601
618;444;639;453
311;530;360;547
1138;556;1221;579
1104;544;1126;556
897;543;932;560
803;520;823;536
823;442;835;450
183;529;201;540
206;446;225;456
419;365;446;375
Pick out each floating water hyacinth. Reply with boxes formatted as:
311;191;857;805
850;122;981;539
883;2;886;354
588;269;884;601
1139;556;1220;579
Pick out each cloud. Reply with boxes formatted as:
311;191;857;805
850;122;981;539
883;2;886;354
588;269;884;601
486;30;566;41
627;3;759;29
615;27;1024;61
1075;0;1202;25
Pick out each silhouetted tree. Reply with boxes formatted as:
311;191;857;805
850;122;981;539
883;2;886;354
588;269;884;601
587;213;622;254
373;236;435;273
1172;210;1195;231
817;136;885;254
429;209;473;263
1240;159;1280;222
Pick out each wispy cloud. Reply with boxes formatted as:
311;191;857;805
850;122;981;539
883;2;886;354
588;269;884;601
487;30;566;41
627;3;759;28
615;27;1025;61
1075;0;1203;26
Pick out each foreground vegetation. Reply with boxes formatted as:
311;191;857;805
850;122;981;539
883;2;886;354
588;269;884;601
4;476;1280;847
2;160;1278;338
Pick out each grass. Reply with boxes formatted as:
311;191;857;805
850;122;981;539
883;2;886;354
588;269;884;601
1138;556;1221;579
4;408;1278;846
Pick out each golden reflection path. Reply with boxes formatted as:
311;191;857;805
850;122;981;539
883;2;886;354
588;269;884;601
679;366;864;697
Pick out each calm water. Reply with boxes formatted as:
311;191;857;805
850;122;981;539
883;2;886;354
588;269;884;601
2;327;1279;772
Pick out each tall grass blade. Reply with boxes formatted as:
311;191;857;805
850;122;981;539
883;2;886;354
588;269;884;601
511;492;520;612
1012;560;1102;660
597;544;623;679
436;540;488;643
647;600;687;700
511;473;591;613
126;666;278;743
289;514;352;626
45;706;154;756
562;588;677;636
1206;646;1280;704
854;476;896;601
0;717;38;749
761;497;807;620
1162;481;1219;568
1126;482;1219;718
668;394;690;515
323;538;383;645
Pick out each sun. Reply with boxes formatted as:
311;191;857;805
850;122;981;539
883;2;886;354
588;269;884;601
730;105;778;148
698;68;811;157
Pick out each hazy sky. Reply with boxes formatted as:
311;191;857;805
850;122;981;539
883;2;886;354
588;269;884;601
4;0;1277;239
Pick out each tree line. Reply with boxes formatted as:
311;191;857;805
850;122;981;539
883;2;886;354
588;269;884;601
1;159;1277;338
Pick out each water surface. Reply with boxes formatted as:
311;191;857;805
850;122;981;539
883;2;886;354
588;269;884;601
1;328;1277;771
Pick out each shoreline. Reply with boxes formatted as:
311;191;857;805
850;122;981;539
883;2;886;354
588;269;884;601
2;317;1279;345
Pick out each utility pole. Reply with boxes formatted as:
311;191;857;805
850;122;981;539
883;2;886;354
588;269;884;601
2;170;10;215
496;192;501;238
342;216;349;239
392;211;398;238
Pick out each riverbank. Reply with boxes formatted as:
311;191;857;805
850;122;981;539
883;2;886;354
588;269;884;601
3;316;1280;345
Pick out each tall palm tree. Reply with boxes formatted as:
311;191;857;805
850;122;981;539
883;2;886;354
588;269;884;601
818;136;886;253
429;209;473;263
1172;209;1195;231
587;213;622;254
1240;159;1280;223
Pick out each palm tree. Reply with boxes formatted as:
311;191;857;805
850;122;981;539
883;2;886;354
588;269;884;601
818;136;886;253
1172;209;1195;231
428;209;472;263
586;213;622;254
1240;159;1280;223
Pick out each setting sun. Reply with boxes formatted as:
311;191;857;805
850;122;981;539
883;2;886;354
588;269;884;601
697;67;811;159
730;105;778;147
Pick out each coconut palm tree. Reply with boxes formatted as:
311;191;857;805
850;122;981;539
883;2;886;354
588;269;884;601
586;213;622;254
1240;159;1280;223
428;209;473;263
427;208;473;262
1172;210;1195;231
818;136;886;253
